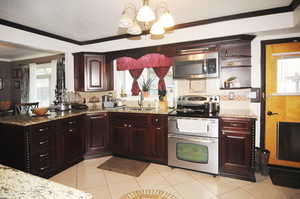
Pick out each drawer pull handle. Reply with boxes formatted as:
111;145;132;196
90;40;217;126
39;140;48;145
68;129;73;133
40;166;49;171
39;127;48;132
231;123;239;127
68;121;76;125
156;127;161;130
39;153;49;158
124;124;127;127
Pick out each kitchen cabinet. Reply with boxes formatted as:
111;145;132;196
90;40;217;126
73;52;113;92
0;115;84;178
84;113;110;159
110;113;168;164
219;117;256;181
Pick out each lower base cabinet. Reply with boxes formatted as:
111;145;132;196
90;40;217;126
219;117;256;181
84;113;110;159
111;113;168;164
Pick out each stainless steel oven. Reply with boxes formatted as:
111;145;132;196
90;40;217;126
168;116;219;174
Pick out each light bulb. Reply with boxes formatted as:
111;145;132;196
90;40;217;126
150;21;165;35
159;12;175;28
136;5;155;22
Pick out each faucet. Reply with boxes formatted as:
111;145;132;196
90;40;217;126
138;91;144;109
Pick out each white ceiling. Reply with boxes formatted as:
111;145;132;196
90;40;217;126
0;41;60;61
0;0;293;41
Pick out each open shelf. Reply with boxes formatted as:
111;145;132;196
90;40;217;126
220;87;251;90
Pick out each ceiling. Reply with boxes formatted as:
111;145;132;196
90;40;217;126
0;41;60;61
0;0;294;42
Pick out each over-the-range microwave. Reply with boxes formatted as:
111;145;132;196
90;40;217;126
173;51;219;79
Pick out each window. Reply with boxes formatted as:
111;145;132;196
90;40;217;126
113;60;175;103
29;61;56;107
277;57;300;94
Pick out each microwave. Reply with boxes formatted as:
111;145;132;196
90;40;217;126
173;52;219;79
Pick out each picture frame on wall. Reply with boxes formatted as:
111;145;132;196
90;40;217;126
0;78;3;90
12;68;22;79
14;80;21;89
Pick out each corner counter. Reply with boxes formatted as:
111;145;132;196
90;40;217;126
0;164;92;199
219;109;257;119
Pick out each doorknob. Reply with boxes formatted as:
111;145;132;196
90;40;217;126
267;111;279;116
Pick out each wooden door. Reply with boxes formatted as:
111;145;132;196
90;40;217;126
111;125;130;155
220;130;251;175
85;113;109;157
85;55;105;91
62;128;82;166
265;42;300;168
130;127;148;157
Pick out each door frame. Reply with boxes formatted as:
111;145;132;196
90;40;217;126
260;37;300;148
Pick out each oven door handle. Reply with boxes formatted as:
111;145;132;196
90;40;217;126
168;134;218;143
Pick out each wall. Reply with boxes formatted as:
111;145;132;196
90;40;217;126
0;61;12;101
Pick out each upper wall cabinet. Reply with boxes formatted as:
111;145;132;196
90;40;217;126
73;53;113;92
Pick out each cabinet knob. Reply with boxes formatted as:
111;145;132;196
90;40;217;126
128;124;132;128
124;124;127;127
154;118;159;122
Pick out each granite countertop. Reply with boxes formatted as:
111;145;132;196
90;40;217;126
0;164;92;199
0;108;171;126
218;109;257;119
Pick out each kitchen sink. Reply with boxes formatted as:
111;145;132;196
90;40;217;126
123;107;155;111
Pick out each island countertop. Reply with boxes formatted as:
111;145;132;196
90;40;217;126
0;108;171;126
0;164;92;199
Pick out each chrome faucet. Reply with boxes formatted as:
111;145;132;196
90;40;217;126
138;91;144;109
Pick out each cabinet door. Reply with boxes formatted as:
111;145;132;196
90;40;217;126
130;127;149;157
62;128;83;166
111;125;130;156
220;130;251;175
85;114;109;158
85;55;105;91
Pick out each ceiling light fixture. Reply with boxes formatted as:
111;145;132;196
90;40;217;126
119;0;175;37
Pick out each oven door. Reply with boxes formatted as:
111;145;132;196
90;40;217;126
168;134;219;174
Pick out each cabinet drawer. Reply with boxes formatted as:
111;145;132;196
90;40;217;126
32;124;51;139
62;117;80;129
221;118;251;130
31;151;53;176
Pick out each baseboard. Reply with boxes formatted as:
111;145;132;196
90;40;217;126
220;172;256;182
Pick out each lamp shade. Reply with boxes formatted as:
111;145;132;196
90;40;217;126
136;5;155;22
159;12;175;28
150;21;165;35
119;13;134;28
127;21;142;35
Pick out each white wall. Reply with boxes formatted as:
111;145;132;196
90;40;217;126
0;25;77;90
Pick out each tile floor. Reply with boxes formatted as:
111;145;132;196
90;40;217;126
50;156;300;199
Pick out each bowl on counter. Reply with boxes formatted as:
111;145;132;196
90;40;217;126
0;101;11;111
31;107;49;116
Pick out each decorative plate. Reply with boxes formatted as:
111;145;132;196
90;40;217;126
120;189;178;199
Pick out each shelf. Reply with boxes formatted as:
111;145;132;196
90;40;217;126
220;87;251;90
221;65;251;69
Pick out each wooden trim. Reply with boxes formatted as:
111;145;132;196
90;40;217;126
11;54;64;65
260;36;300;148
1;1;299;45
0;18;81;45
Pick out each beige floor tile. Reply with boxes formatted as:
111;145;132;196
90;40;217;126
104;170;137;185
289;193;300;199
79;186;112;199
202;180;240;196
161;169;198;186
109;181;141;199
219;188;256;199
156;186;184;199
275;185;300;198
137;172;170;189
78;156;111;168
151;163;173;174
242;181;288;199
173;181;215;199
77;168;108;189
50;166;77;188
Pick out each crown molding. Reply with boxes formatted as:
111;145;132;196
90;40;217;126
0;0;299;46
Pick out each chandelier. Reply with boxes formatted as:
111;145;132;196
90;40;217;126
119;0;175;36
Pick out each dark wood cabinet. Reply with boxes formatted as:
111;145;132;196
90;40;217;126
110;113;168;164
73;53;113;92
84;113;110;159
219;117;256;181
0;115;84;178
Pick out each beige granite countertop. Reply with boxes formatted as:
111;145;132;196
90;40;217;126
0;108;170;126
219;109;257;119
0;164;92;199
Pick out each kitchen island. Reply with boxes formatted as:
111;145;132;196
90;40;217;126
0;164;92;199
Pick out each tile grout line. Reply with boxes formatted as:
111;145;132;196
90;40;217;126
102;169;114;199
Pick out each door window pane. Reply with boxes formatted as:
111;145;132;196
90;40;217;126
277;57;300;93
176;143;208;163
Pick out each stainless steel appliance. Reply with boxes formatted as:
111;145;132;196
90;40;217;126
168;95;220;175
173;51;219;79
